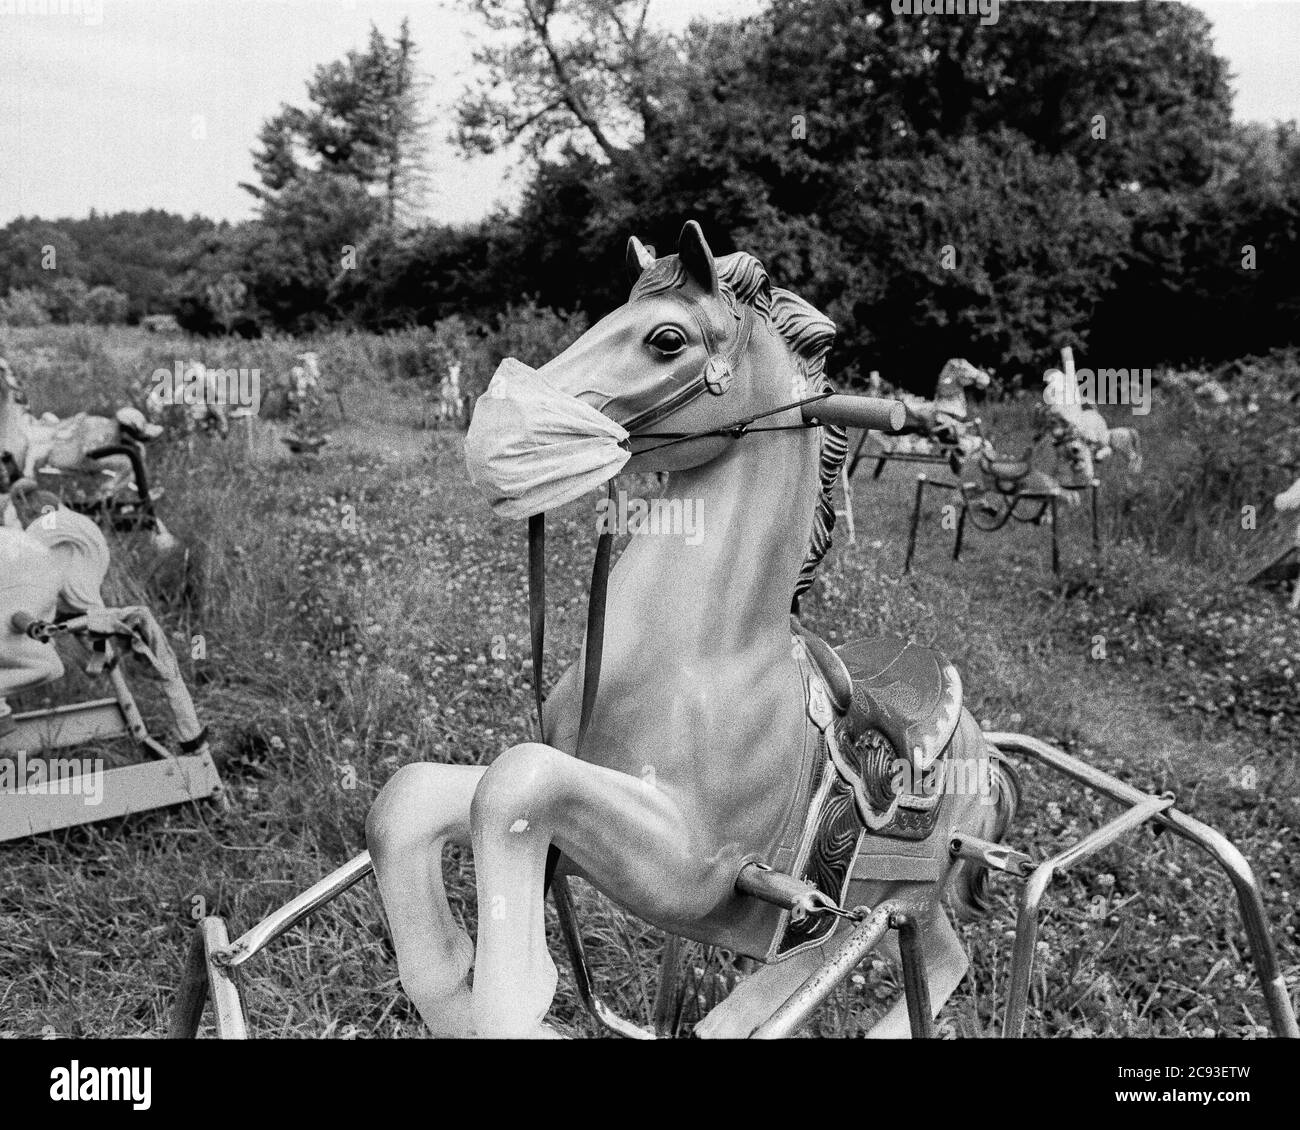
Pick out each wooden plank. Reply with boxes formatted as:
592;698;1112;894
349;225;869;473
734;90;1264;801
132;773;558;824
0;752;222;841
1244;542;1298;586
0;699;127;753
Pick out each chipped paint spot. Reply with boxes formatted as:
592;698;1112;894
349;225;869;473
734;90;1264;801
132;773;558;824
509;818;530;834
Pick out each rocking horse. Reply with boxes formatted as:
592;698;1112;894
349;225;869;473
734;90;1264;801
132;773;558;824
171;225;1296;1040
1040;352;1143;485
0;492;221;840
901;433;1101;576
0;358;175;551
845;358;991;483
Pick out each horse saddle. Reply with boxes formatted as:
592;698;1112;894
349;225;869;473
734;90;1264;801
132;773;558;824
793;621;962;834
769;624;964;960
979;451;1033;484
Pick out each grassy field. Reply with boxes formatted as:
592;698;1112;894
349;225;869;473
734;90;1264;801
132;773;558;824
0;326;1296;1038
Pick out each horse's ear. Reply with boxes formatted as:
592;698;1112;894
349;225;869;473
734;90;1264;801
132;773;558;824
626;236;656;282
678;221;718;294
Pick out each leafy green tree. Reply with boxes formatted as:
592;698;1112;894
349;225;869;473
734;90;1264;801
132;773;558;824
247;19;428;224
455;0;676;164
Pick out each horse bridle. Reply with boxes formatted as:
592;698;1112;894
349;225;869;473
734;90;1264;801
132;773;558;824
529;305;838;888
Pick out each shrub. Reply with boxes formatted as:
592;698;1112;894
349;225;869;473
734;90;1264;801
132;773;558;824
0;287;52;326
85;285;132;325
471;299;589;403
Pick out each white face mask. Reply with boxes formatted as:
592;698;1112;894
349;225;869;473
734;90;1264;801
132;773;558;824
464;358;631;519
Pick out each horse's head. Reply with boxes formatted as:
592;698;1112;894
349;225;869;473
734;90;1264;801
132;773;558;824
115;406;164;443
1061;432;1096;482
466;222;845;603
938;358;990;395
535;221;830;474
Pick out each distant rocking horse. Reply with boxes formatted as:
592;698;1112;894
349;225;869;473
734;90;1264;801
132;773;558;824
901;431;1097;576
846;358;991;482
0;358;175;550
0;493;220;839
1040;360;1142;486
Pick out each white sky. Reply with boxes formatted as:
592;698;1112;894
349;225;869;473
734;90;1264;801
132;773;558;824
0;0;1296;227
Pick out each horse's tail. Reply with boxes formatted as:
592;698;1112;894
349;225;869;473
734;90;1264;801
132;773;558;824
947;747;1022;922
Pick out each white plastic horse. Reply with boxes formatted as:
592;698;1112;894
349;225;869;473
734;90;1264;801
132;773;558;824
1;358;167;521
1042;367;1142;482
0;498;110;736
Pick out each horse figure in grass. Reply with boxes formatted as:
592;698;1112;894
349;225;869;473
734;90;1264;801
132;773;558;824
1;358;175;550
367;223;1017;1038
1040;367;1142;486
888;358;990;458
0;494;110;737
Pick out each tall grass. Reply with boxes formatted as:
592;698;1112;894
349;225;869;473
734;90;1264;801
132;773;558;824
0;327;1294;1039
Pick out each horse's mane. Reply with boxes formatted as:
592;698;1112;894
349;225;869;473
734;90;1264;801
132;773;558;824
631;251;845;607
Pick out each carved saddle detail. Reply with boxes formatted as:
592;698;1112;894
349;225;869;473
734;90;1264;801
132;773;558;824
766;628;966;960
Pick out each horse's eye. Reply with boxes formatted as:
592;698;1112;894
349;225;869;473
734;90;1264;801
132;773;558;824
646;326;688;356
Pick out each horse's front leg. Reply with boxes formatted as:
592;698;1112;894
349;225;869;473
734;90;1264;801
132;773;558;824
366;762;486;1036
469;742;719;1038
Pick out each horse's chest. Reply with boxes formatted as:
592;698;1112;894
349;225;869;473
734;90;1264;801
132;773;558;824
591;649;813;828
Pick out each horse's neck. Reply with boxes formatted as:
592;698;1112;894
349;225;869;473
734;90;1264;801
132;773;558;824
0;391;30;443
608;427;822;662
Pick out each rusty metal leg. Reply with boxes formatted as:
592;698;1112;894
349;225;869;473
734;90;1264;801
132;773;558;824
200;917;248;1039
1002;866;1051;1038
1004;795;1175;1037
1090;478;1101;559
653;933;682;1036
169;926;210;1038
893;914;935;1039
221;851;373;967
903;475;926;575
872;456;889;480
751;904;898;1038
1156;815;1300;1039
952;496;968;562
552;874;655;1039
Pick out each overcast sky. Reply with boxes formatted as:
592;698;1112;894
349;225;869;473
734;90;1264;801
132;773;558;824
1;0;1297;227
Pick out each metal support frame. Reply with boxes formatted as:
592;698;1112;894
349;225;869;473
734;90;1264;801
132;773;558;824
986;732;1298;1039
169;732;1297;1040
170;852;373;1038
1;636;222;842
903;473;1100;577
171;918;247;1038
750;904;899;1038
552;873;656;1039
